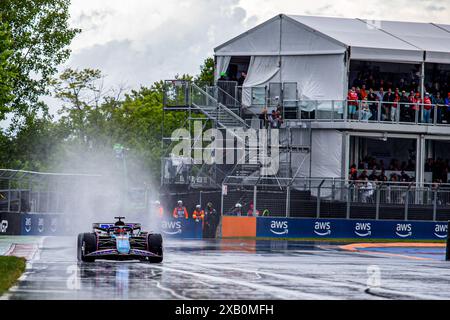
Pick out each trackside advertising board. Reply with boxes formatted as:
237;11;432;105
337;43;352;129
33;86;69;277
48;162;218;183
0;212;22;235
256;217;448;240
159;218;203;239
20;214;64;236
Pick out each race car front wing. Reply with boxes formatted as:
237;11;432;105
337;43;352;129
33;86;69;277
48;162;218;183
86;248;161;258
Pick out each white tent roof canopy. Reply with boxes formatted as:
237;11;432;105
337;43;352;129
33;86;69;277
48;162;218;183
215;14;450;64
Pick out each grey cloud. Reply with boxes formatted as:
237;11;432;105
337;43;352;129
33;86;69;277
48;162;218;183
67;0;249;92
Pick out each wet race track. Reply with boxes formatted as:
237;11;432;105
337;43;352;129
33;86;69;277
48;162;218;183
3;237;450;300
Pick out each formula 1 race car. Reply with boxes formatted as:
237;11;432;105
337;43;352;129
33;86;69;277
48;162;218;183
77;217;163;263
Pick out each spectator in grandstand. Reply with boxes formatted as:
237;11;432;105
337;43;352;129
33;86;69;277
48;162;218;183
360;85;368;100
360;178;374;203
247;201;260;216
192;205;205;223
204;202;219;238
400;91;411;122
231;203;242;216
359;97;372;122
368;169;378;181
383;88;395;121
347;87;358;119
218;72;229;81
412;92;421;120
422;93;433;123
390;88;401;122
400;171;411;182
269;110;277;128
398;78;406;91
358;170;369;181
378;169;388;182
237;72;247;86
367;88;378;121
445;92;450;124
389;159;401;171
260;106;269;129
349;164;358;180
390;174;399;182
376;87;385;106
172;200;189;219
434;92;445;124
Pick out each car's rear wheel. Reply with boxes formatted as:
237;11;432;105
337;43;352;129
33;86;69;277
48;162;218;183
147;233;163;263
77;233;97;262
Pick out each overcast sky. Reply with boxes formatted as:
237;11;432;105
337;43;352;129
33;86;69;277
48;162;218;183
47;0;450;111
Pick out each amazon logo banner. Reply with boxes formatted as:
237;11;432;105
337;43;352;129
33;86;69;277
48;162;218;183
160;218;203;239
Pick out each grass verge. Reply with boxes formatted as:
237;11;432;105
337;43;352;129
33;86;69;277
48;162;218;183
0;256;26;296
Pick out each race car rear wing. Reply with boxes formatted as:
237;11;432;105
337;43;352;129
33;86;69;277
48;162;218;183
92;223;142;231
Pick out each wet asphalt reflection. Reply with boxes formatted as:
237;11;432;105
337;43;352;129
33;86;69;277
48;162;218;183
4;237;450;300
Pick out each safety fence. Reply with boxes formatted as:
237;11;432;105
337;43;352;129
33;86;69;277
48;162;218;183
221;177;450;222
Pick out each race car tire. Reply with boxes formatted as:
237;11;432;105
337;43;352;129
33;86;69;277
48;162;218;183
78;233;97;262
147;233;163;263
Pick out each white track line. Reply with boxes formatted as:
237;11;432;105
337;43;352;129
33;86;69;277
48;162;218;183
144;264;328;300
182;262;443;300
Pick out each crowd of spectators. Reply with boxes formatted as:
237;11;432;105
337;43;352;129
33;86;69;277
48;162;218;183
348;71;450;123
349;156;416;183
259;105;284;128
425;158;450;184
350;156;450;184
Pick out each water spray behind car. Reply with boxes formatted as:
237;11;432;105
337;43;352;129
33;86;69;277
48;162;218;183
50;141;160;236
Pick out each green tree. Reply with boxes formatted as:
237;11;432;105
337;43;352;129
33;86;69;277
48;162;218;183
0;22;15;119
195;57;214;86
53;68;104;142
0;0;80;123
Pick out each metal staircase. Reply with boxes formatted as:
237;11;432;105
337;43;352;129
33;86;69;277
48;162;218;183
190;83;249;129
161;80;312;189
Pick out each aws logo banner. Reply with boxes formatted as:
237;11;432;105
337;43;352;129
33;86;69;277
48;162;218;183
20;214;63;236
256;217;448;240
257;218;302;238
160;219;202;239
434;223;448;239
354;222;372;237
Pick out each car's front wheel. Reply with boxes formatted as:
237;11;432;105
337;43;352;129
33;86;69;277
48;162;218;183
147;233;163;263
77;233;97;262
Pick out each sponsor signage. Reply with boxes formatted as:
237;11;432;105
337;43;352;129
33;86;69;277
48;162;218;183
0;212;21;235
160;218;203;239
20;214;63;236
256;217;448;240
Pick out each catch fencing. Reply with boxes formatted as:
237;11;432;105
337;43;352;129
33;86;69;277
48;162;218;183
221;177;450;221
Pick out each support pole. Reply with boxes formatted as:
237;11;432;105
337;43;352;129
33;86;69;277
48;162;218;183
433;188;438;222
286;186;290;218
375;185;381;220
253;185;257;216
446;221;450;261
220;185;224;217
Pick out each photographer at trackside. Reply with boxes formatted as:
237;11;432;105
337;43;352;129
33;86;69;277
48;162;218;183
204;202;219;238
